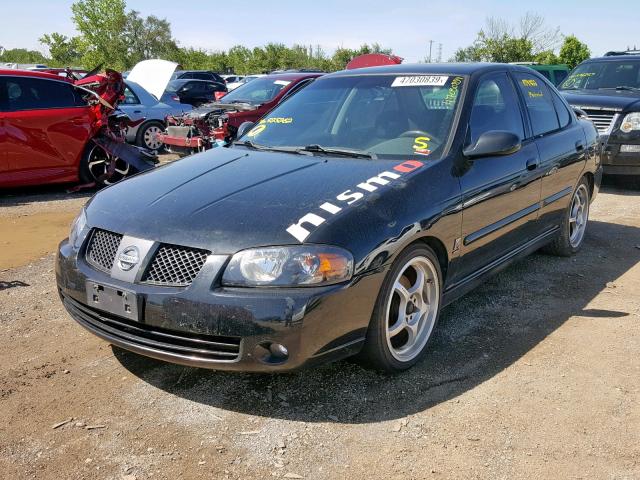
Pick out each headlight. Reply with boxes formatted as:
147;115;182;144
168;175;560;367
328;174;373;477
222;245;354;287
69;208;88;249
620;112;640;133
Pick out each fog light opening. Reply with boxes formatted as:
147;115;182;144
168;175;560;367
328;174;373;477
254;341;290;365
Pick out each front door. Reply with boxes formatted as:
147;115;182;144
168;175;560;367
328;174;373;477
454;72;543;282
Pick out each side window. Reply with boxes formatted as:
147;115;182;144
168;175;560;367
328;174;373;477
122;86;139;104
537;69;551;80
554;70;568;85
550;89;571;128
468;73;525;145
6;77;86;111
514;73;560;136
0;79;8;111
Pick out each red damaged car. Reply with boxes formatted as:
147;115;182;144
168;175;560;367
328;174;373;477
159;72;323;155
0;67;155;188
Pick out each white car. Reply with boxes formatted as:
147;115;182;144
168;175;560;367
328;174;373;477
117;60;193;150
226;74;266;91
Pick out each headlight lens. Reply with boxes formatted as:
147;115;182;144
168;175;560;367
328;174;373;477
69;208;88;249
222;246;354;287
620;112;640;133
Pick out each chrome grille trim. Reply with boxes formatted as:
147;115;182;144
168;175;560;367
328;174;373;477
141;244;209;287
582;109;619;135
85;229;123;273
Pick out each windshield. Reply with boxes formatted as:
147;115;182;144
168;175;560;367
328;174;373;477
560;61;640;90
238;74;465;159
221;77;291;104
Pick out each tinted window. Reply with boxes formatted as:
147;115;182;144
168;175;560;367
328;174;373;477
469;73;525;144
550;90;571;128
537;69;551;80
192;72;212;81
514;73;559;136
6;77;86;111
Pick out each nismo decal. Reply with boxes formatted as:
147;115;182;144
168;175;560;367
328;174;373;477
286;160;424;242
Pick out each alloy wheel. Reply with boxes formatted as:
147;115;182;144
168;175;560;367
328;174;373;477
569;184;589;248
385;256;440;362
87;145;130;185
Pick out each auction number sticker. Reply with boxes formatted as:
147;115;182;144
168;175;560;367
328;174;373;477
392;75;449;87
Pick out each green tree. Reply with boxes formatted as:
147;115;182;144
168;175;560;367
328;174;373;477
39;33;84;66
534;50;560;65
123;10;180;67
559;35;590;68
70;0;128;70
0;48;48;64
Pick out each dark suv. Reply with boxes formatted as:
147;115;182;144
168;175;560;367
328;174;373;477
171;70;225;84
559;51;640;176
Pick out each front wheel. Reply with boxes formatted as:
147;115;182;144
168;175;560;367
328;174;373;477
136;121;164;151
543;177;591;256
358;244;443;372
79;143;131;186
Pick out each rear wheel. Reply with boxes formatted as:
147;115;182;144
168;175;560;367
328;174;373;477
79;143;130;186
135;121;164;151
543;177;591;256
358;244;442;372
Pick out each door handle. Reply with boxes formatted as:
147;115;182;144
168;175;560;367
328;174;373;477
575;141;586;152
133;110;142;114
526;158;538;171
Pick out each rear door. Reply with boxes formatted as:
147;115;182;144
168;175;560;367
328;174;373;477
455;72;543;281
3;75;92;183
512;72;587;231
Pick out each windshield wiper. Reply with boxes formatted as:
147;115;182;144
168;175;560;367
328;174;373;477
299;144;377;159
234;140;312;155
598;86;640;92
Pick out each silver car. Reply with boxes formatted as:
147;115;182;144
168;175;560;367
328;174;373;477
118;80;192;150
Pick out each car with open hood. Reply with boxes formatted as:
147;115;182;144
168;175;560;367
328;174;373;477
559;51;640;176
159;72;322;155
56;63;601;372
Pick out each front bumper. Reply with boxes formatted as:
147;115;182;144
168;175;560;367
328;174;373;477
602;135;640;176
56;239;383;372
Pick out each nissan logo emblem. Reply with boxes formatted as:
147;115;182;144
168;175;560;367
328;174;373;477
118;246;140;271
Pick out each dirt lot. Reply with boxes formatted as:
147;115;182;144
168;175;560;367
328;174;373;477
1;176;639;480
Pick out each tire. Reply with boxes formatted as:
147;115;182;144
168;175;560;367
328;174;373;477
135;121;165;151
79;142;131;186
358;244;443;372
543;176;591;256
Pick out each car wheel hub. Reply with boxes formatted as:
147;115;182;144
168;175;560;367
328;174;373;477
385;256;439;362
144;126;163;150
87;145;130;185
569;184;589;248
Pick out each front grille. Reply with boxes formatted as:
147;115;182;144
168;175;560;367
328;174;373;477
86;229;123;272
582;109;619;134
63;294;241;362
142;244;209;287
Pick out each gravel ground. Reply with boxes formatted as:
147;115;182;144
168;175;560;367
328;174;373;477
1;173;639;480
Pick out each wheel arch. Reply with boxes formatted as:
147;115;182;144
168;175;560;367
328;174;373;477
403;235;449;283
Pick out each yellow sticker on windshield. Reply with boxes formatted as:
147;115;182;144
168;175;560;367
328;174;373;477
443;76;464;106
413;136;431;156
265;117;293;124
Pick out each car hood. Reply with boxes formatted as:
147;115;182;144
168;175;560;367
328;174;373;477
126;59;179;100
561;89;640;111
85;147;426;254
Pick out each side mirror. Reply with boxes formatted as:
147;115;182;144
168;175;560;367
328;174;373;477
463;130;522;159
236;121;255;138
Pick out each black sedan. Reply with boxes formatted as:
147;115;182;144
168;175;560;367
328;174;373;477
56;63;602;372
163;78;227;107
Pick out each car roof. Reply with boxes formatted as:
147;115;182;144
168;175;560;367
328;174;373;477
0;68;73;82
169;78;219;85
260;72;324;81
326;62;530;78
583;54;640;62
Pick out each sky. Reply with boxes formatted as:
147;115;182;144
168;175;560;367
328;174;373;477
2;0;639;62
